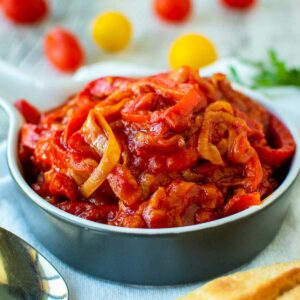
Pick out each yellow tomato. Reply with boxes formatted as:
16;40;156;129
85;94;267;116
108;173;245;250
92;11;132;52
169;33;218;69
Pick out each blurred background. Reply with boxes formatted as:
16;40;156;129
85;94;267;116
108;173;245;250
0;0;299;80
0;0;299;141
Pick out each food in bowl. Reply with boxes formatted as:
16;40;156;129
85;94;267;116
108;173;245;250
17;66;296;229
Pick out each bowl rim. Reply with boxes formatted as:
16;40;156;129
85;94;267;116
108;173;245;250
3;80;300;236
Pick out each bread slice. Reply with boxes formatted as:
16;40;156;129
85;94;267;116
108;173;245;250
178;261;300;300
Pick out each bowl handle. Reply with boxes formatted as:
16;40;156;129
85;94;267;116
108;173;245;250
0;61;41;103
0;97;21;132
0;95;18;119
0;142;14;198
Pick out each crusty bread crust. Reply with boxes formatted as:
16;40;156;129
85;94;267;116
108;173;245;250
277;285;300;300
179;261;300;300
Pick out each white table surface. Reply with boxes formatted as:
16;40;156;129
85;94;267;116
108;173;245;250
1;1;300;299
1;0;300;77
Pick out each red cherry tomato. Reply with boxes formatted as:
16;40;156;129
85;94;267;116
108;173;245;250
44;28;85;73
153;0;192;23
2;0;48;24
220;0;256;9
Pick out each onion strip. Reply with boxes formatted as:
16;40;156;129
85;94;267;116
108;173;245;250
80;110;121;198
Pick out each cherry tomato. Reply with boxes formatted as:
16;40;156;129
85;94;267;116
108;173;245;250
153;0;192;23
44;28;85;73
92;11;132;53
2;0;48;24
220;0;256;10
169;33;218;69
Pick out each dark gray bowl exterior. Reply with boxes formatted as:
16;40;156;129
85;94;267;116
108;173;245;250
14;173;298;285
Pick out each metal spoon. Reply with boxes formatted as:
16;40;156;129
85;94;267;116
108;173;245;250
0;227;68;300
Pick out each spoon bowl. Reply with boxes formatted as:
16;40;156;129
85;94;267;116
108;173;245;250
0;227;68;300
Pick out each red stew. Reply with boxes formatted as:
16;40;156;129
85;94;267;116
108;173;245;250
17;67;296;228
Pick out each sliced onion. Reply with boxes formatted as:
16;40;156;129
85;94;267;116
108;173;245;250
80;110;121;198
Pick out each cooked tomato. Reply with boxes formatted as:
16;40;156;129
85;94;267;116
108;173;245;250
44;27;84;73
254;115;295;168
224;192;261;216
18;66;295;229
15;99;40;124
2;0;48;24
153;0;192;22
220;0;256;9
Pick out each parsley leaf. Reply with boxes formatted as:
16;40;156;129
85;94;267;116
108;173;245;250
229;50;300;89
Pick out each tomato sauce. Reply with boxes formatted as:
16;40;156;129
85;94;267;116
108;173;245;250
17;67;296;228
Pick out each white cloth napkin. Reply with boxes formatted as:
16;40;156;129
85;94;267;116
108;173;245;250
1;64;300;300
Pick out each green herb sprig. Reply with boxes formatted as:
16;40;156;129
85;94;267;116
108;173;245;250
229;50;300;89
